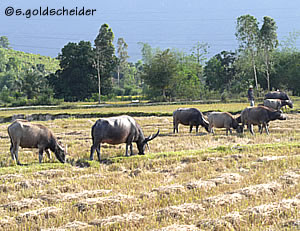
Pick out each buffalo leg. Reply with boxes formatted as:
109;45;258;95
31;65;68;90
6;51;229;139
10;143;15;162
249;124;254;135
130;144;133;156
195;125;199;133
173;121;176;133
208;124;212;134
45;149;51;160
241;123;245;134
263;122;269;135
11;141;21;165
258;125;262;134
90;140;101;161
96;144;101;161
90;144;98;161
189;125;193;133
38;149;44;163
226;128;232;136
125;143;129;157
173;121;179;133
125;143;134;157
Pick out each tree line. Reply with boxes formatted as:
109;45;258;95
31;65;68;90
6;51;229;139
0;15;300;106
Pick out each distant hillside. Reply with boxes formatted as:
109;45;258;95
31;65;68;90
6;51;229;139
0;48;59;73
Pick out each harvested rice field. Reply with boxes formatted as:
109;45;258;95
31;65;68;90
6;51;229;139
0;109;299;230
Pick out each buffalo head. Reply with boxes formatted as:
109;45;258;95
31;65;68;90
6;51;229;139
54;143;66;163
137;130;160;155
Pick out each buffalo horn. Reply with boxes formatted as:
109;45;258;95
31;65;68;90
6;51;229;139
145;129;160;142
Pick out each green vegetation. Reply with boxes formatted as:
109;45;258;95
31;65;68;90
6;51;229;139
0;47;59;73
0;47;60;106
1;16;300;107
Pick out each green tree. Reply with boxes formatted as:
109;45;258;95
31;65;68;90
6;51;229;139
191;42;209;65
0;49;8;72
134;60;144;87
0;36;10;49
138;42;161;65
204;51;236;92
21;69;49;100
259;16;278;91
49;41;96;101
172;69;202;100
272;50;300;95
142;49;178;100
236;15;259;90
94;24;116;103
116;38;129;87
190;42;209;80
280;31;300;52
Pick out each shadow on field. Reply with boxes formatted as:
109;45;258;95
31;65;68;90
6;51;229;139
17;163;30;166
100;158;114;165
67;157;114;167
67;158;91;168
159;132;208;137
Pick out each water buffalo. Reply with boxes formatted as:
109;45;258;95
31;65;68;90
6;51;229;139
263;99;293;110
90;115;159;161
207;112;242;135
8;120;66;165
240;106;286;135
265;91;290;100
173;108;209;133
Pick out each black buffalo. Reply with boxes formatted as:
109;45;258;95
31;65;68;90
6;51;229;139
265;91;291;101
90;115;159;161
173;108;209;133
263;99;293;110
240;106;286;135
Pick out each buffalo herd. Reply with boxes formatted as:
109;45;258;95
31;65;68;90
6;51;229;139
7;92;292;164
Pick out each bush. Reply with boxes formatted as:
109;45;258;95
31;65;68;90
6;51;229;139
9;95;63;107
221;91;229;103
112;87;125;96
11;97;28;107
32;95;63;105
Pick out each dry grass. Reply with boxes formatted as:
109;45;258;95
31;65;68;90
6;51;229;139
0;108;299;230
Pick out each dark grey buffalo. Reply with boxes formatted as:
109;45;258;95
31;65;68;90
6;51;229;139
90;115;159;161
265;91;290;100
240;106;286;135
263;99;293;110
8;120;66;165
207;112;242;135
173;108;209;133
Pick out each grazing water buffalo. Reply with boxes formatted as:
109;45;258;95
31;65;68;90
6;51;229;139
173;108;209;133
8;120;66;165
265;91;290;100
207;112;242;135
90;115;159;161
240;106;286;135
263;99;293;110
